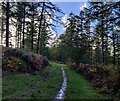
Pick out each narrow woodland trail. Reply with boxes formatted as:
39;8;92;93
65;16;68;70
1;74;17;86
53;68;67;100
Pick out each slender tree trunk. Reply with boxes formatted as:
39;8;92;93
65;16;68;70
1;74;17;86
17;27;19;48
31;22;34;51
20;25;22;48
1;3;4;45
39;32;43;54
113;36;116;65
31;2;34;51
18;26;21;48
6;2;10;47
80;14;83;48
39;18;46;54
37;2;45;53
39;24;43;54
88;18;92;62
1;19;3;45
101;4;104;64
117;34;120;66
22;4;26;48
105;36;108;65
113;26;116;65
15;23;18;48
101;25;104;64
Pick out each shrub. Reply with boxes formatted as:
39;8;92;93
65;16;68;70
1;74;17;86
68;62;118;94
31;54;44;71
112;68;120;94
68;62;77;70
76;63;85;73
2;48;49;73
2;57;27;72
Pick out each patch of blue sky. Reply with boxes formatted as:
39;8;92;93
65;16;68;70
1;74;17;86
53;2;89;35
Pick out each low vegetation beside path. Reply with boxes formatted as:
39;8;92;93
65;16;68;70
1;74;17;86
2;60;109;100
2;47;49;73
2;62;62;100
2;48;62;99
68;62;120;99
62;64;108;99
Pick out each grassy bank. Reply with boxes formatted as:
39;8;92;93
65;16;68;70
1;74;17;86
25;62;63;99
2;62;62;100
3;73;42;99
2;62;108;100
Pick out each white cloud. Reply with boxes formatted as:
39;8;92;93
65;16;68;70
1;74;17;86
115;26;120;31
61;14;68;25
80;3;87;11
47;33;60;47
46;18;52;24
63;27;66;31
25;18;31;22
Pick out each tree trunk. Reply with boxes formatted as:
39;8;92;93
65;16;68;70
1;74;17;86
37;2;45;53
101;4;104;64
15;22;18;48
1;3;4;45
31;2;34;51
19;24;22;48
105;36;108;65
113;25;116;65
117;34;120;66
6;2;10;47
22;4;26;48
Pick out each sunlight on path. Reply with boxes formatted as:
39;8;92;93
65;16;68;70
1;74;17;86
53;68;67;101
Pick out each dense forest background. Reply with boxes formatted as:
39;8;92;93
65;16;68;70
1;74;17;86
1;1;120;66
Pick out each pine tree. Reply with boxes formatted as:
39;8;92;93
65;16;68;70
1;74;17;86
37;1;63;54
89;2;112;64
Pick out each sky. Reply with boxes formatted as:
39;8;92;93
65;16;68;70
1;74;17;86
53;2;88;36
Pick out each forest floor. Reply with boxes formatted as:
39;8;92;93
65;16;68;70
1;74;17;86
2;62;109;100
